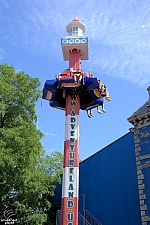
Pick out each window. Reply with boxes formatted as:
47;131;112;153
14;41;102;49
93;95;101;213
69;27;78;36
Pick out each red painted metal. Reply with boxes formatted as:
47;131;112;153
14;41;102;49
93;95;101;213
69;50;81;71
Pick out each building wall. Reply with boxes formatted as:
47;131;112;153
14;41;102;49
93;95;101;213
138;125;150;223
54;132;142;225
79;132;141;225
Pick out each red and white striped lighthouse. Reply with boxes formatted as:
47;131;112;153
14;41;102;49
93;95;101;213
60;17;88;225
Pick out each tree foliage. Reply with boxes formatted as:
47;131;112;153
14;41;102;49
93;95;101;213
0;64;63;224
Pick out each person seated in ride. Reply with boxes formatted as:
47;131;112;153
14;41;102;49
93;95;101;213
105;87;111;101
56;73;61;80
97;81;111;100
102;85;111;101
97;103;106;114
98;80;104;92
89;68;94;78
87;102;106;118
70;68;82;84
74;73;82;84
87;108;93;118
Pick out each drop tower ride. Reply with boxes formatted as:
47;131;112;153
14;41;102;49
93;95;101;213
42;17;110;225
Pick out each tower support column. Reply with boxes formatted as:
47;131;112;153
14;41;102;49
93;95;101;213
61;94;80;225
69;50;81;70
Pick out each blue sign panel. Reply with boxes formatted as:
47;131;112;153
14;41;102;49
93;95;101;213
61;37;88;45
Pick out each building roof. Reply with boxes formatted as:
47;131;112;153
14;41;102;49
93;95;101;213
130;101;150;117
127;86;150;123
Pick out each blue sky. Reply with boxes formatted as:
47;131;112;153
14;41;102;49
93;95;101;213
0;0;150;160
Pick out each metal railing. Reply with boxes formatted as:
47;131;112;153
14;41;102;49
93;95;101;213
78;212;91;225
56;210;91;225
56;210;61;225
85;210;102;225
56;210;102;225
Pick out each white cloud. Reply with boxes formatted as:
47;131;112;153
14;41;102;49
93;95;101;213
35;118;44;130
0;48;4;60
1;0;150;85
45;132;57;136
4;35;9;39
45;149;58;154
142;23;150;28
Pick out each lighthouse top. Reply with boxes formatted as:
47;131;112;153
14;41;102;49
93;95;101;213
61;17;88;60
66;17;85;37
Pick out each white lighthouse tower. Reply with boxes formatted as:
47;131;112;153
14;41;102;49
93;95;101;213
61;17;88;61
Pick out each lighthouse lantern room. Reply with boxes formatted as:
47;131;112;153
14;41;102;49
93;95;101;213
66;16;85;37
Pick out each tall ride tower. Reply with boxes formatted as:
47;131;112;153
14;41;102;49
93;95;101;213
42;17;110;225
61;17;88;225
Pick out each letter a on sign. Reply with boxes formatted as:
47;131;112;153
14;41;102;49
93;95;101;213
68;183;74;190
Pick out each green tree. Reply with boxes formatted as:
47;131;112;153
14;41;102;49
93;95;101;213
42;152;63;225
0;63;63;224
